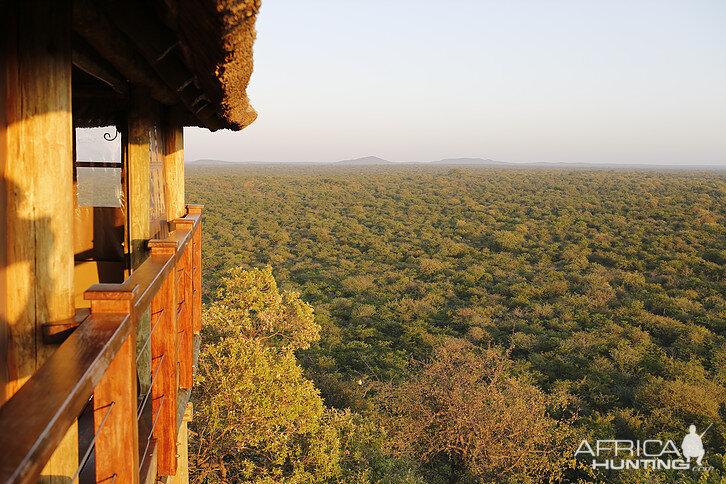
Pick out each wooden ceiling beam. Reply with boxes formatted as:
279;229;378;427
72;34;128;97
73;0;178;105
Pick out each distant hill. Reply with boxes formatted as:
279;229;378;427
430;157;507;165
188;159;241;165
335;156;393;165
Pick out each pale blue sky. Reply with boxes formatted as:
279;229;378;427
185;0;726;164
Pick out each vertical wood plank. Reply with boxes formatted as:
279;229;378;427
149;241;178;476
93;332;140;484
164;124;185;222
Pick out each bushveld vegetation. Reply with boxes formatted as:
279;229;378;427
188;165;726;483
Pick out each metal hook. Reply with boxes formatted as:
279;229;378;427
103;129;119;142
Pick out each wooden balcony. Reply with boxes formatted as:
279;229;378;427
0;205;204;483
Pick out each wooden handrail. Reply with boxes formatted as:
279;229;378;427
85;252;175;316
0;312;131;483
85;211;201;318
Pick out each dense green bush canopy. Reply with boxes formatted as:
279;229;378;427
189;165;726;483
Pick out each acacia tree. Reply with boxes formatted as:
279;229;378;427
190;266;339;482
377;339;575;483
202;265;320;351
190;267;422;483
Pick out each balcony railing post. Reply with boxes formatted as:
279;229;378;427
148;239;179;476
187;204;204;335
87;296;140;483
173;218;194;389
93;331;139;484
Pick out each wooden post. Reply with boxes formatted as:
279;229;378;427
174;220;194;389
2;0;77;479
149;239;178;476
187;205;203;334
128;88;154;395
93;334;140;483
164;124;185;222
128;88;152;271
1;0;74;393
168;402;193;484
88;293;140;483
0;0;9;406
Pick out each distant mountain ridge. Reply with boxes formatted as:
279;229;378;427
333;156;508;165
335;156;393;165
190;159;242;165
430;157;507;165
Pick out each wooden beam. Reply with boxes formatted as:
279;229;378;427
72;33;129;97
149;124;169;242
151;0;180;31
139;440;158;484
72;0;177;105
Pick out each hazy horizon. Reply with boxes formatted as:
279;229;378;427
186;155;726;167
185;0;726;166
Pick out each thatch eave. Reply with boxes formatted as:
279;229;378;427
71;0;259;132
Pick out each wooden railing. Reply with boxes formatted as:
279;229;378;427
0;205;203;483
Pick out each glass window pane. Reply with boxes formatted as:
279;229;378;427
76;127;121;162
75;126;123;208
76;167;123;207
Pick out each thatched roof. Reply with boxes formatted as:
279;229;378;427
72;0;260;131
